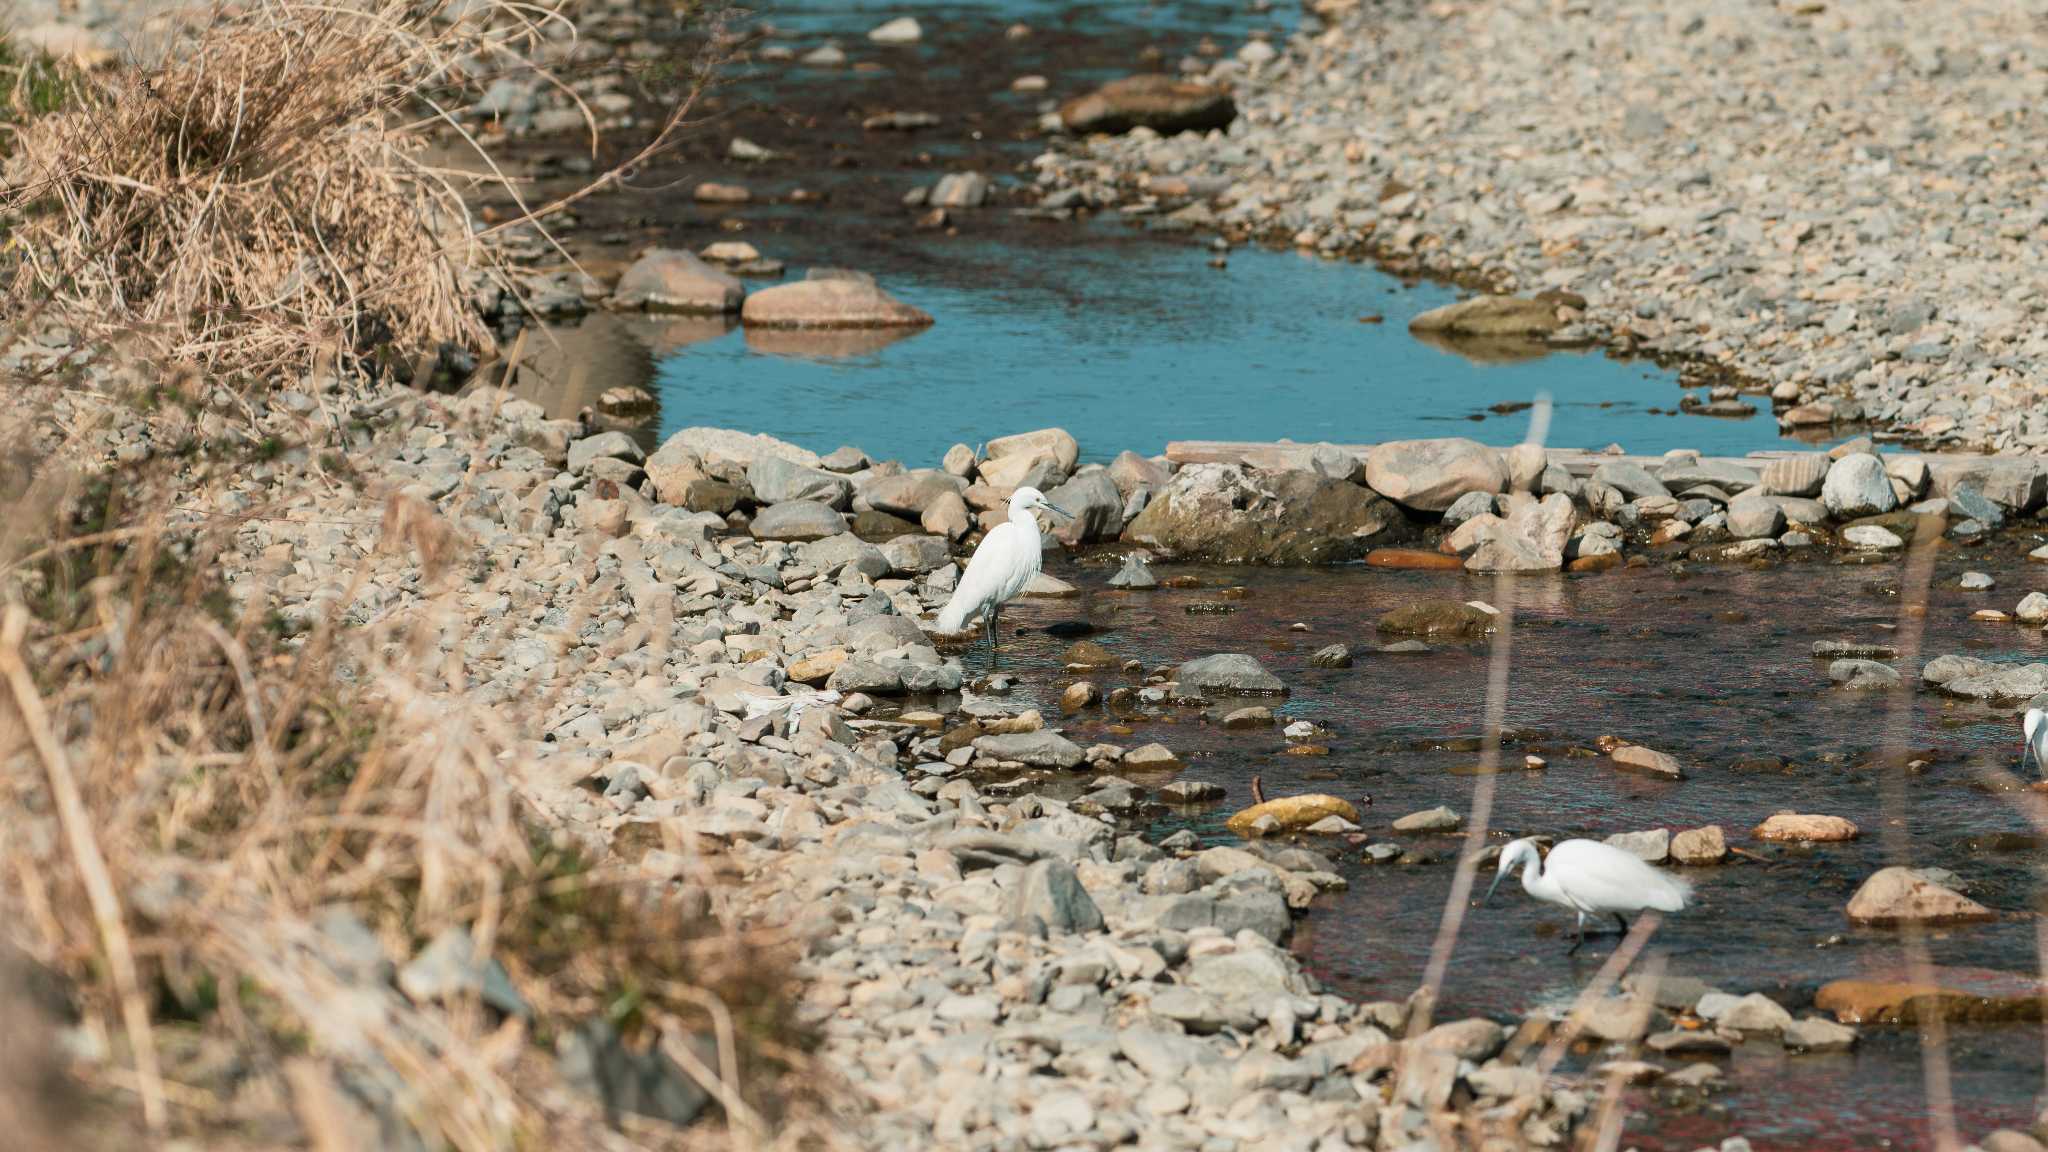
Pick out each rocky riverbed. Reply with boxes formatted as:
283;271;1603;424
54;327;2038;1149
1034;0;2048;455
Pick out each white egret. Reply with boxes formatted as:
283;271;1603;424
1485;838;1693;953
934;485;1071;662
2024;707;2047;774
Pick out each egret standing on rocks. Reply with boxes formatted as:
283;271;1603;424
935;485;1071;663
1485;838;1693;954
2024;707;2047;774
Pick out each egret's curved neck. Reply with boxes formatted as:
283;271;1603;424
1010;503;1043;538
1519;854;1552;900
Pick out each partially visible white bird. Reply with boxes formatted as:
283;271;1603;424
1486;837;1693;953
934;485;1071;661
2024;707;2047;775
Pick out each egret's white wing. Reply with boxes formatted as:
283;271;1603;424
936;521;1030;631
1546;839;1692;915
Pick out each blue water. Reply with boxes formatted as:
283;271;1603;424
649;240;1827;464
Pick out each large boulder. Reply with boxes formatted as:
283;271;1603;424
1816;966;2047;1025
748;456;852;508
986;427;1080;475
1044;469;1124;545
1407;295;1562;338
1057;74;1236;135
1924;456;2048;513
749;501;846;541
861;469;965;518
1176;653;1287;695
1377;601;1496;638
1464;532;1557;573
740;270;932;328
1821;454;1898;519
1590;461;1671;502
1759;454;1828;497
1122;464;1407;564
1364;439;1507;513
612;249;744;313
1846;867;1994;925
651;427;820;486
1225;795;1358;836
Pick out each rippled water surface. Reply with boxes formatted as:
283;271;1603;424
929;540;2048;1150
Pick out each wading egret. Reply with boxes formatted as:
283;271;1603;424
1485;838;1693;953
935;485;1071;662
2025;707;2047;774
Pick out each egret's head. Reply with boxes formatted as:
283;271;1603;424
1010;485;1072;521
1484;838;1542;904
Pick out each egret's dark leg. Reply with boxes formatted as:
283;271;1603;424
1612;913;1630;936
1568;914;1586;955
983;604;998;669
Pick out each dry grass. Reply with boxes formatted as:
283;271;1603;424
0;0;549;376
0;382;835;1149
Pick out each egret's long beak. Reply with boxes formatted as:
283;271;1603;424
1040;500;1073;521
1483;871;1505;905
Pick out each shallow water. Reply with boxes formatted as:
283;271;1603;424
926;539;2048;1149
646;238;1829;463
566;0;1852;466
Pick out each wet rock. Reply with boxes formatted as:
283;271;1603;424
740;270;933;329
1123;464;1407;564
1960;571;1995;591
1670;825;1727;864
654;426;819;483
1109;450;1170;495
1058;74;1236;135
1059;682;1097;713
1108;554;1158;588
1604;829;1670;863
1225;795;1358;836
1465;531;1557;573
1392;805;1461;832
1364;437;1507;512
867;15;921;43
1754;813;1858;842
750;500;846;540
1610;744;1683;780
1822;454;1898;519
1377;600;1496;638
1829;659;1900;690
1008;859;1105;934
1816;966;2047;1024
1842;524;1904;550
930;172;991;209
1175;653;1287;695
1846;867;1993;925
2017;592;2048;625
1813;640;1899;659
1923;654;1995;685
612;249;744;313
1045;470;1123;544
1698;991;1792;1034
974;730;1086;769
1221;706;1273;728
1309;643;1353;668
1781;1016;1858;1053
399;927;528;1017
1407;295;1561;339
1160;780;1225;803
